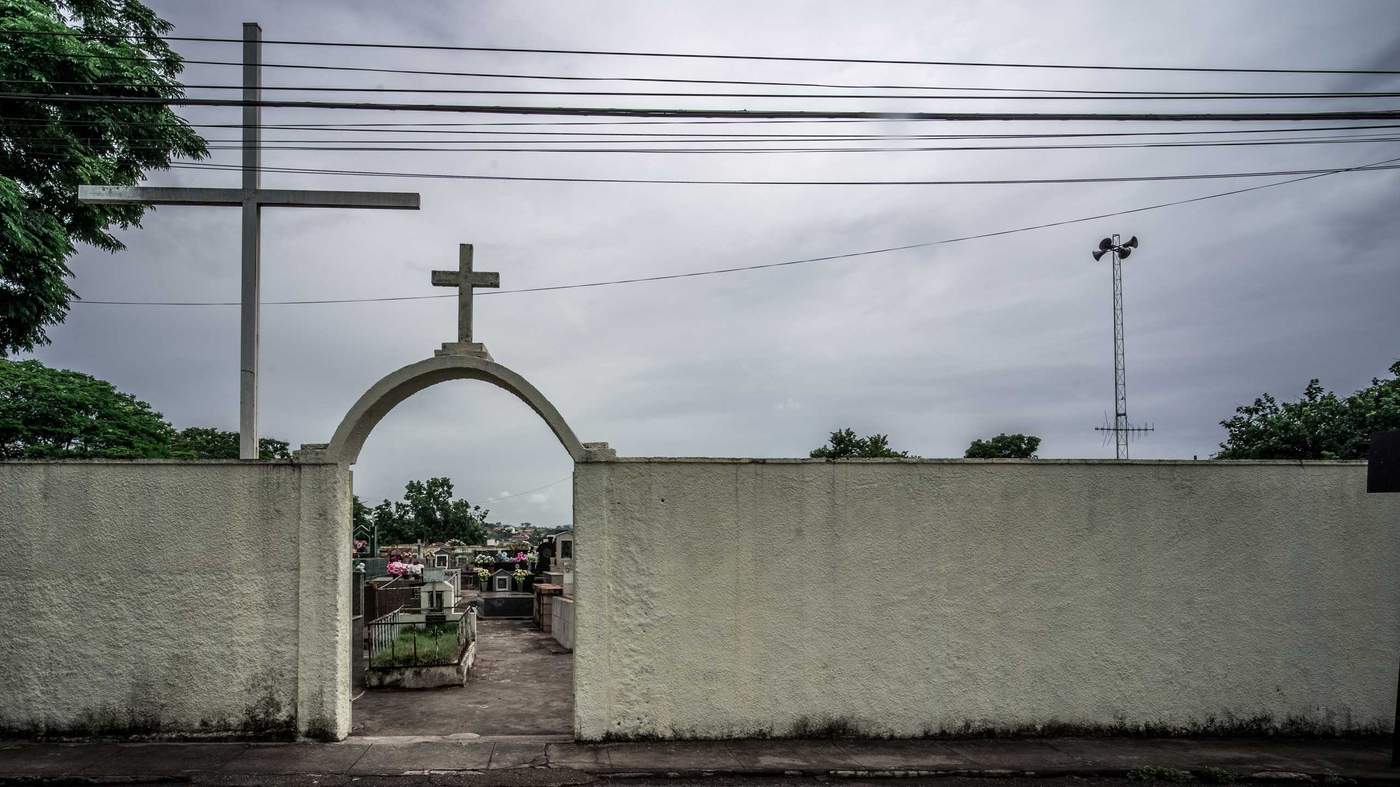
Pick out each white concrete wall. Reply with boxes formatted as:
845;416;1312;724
0;460;351;739
574;459;1400;740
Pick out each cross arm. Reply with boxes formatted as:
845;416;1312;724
78;185;245;206
78;185;420;210
253;189;420;209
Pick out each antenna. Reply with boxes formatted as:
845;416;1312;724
1089;234;1154;459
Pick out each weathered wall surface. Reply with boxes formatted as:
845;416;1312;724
0;460;351;739
574;459;1400;740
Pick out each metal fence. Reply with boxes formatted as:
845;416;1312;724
366;607;476;669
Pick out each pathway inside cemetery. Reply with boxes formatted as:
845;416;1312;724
352;618;573;738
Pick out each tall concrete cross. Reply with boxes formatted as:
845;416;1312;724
431;244;500;345
77;22;420;459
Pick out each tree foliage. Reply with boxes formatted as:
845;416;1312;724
352;495;373;534
809;427;910;459
0;358;290;458
0;357;171;457
1215;360;1400;460
965;433;1041;459
368;477;490;545
169;427;290;460
0;0;206;354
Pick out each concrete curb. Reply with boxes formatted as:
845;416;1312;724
0;736;1395;785
0;767;1397;786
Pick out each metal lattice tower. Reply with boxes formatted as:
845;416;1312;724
1091;234;1153;459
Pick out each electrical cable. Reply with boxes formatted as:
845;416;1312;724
12;79;1400;100
13;29;1400;76
71;153;1400;306
19;132;1400;154
152;158;1400;186
13;118;1400;139
38;52;1400;94
7;92;1400;121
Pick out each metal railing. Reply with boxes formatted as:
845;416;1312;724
366;607;476;669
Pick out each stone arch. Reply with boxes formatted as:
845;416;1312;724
321;353;587;466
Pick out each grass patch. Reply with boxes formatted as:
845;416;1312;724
371;623;461;667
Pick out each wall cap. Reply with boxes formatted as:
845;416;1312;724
577;457;1369;465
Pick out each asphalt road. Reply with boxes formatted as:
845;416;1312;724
397;776;1226;787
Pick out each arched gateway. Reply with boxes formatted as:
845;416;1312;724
319;351;589;466
299;243;612;467
291;244;609;739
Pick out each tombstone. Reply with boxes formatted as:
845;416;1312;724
552;531;576;596
417;568;456;613
487;568;514;594
552;531;575;572
536;537;556;573
479;568;533;619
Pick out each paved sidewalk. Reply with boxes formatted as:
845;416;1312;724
0;735;1393;785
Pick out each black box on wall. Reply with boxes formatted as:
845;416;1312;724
1368;431;1400;494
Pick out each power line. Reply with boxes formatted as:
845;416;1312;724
14;79;1400;101
155;158;1400;186
7;93;1400;121
71;153;1400;306
41;53;1400;99
485;476;571;504
26;117;1400;133
23;132;1400;155
15;118;1400;139
58;55;1400;95
14;29;1400;76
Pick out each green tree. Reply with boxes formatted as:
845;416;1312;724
965;433;1041;459
0;357;171;457
375;477;489;545
1;0;206;354
352;495;372;533
809;427;909;459
169;426;290;460
0;358;294;459
1215;360;1400;460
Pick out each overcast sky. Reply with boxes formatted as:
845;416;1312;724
26;1;1400;526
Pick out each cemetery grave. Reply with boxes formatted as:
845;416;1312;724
351;532;578;734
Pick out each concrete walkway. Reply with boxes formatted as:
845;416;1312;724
353;618;573;737
0;736;1394;785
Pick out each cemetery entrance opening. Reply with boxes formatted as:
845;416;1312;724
322;352;586;738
